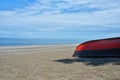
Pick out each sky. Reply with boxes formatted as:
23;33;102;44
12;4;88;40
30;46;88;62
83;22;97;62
0;0;120;39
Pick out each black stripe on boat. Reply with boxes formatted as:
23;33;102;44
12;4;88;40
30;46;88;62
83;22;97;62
73;48;120;58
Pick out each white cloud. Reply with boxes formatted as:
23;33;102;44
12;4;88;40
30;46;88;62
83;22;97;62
0;0;120;32
18;0;120;15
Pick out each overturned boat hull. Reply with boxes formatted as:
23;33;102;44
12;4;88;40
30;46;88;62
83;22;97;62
73;37;120;57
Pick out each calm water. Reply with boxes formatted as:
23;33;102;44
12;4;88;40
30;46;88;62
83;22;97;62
0;38;85;46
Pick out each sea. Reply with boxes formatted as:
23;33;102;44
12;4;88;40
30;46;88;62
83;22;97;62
0;38;86;46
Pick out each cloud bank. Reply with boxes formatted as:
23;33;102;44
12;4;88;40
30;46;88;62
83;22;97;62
0;0;120;39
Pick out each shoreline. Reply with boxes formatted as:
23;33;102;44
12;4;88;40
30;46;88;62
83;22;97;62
0;44;77;55
0;44;77;48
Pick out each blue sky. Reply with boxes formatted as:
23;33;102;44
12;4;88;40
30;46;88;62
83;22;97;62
0;0;120;39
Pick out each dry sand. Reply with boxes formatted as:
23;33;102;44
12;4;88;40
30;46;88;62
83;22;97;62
0;44;120;80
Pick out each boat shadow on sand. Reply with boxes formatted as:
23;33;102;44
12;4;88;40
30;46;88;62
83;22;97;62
54;57;120;66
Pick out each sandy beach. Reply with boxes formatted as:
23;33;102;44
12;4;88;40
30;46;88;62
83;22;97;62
0;44;120;80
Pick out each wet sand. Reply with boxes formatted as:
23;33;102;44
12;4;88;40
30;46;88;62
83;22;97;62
0;44;120;80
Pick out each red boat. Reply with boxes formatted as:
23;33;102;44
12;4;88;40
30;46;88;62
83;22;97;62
73;37;120;57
